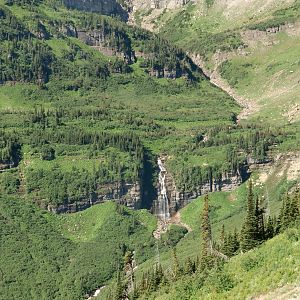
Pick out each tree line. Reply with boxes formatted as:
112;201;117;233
107;185;300;299
0;131;21;165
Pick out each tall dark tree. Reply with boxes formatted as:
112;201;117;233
114;268;126;300
172;248;181;279
200;195;213;269
279;193;300;231
219;224;225;252
240;180;258;251
223;228;239;257
265;216;275;240
255;196;265;242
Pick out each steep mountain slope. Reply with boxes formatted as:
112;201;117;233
133;0;300;124
63;0;128;19
0;1;299;299
0;196;160;299
0;0;262;216
140;226;300;300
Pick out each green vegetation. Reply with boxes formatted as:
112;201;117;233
0;196;163;299
132;225;300;300
105;190;299;300
1;0;300;299
218;32;300;124
248;0;300;31
159;5;244;60
157;0;300;125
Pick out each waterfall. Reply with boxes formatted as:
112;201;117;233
155;158;170;220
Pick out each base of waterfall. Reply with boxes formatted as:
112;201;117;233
153;212;192;239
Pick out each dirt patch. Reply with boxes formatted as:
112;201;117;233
283;103;300;124
227;193;237;202
153;211;192;239
253;282;300;300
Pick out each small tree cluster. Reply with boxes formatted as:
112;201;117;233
278;193;300;231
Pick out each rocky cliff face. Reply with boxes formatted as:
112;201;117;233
46;181;142;213
63;0;128;20
152;157;246;217
129;0;191;10
166;170;244;214
77;29;135;62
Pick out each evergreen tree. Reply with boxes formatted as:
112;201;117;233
240;180;258;251
114;268;126;300
255;196;265;242
288;194;300;224
200;195;213;269
184;257;195;275
172;247;181;279
265;216;274;240
279;193;300;231
233;227;240;254
223;229;239;257
219;224;225;252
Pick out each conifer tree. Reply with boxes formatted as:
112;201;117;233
219;224;225;252
154;263;165;287
288;194;300;224
255;196;265;242
184;257;195;275
114;268;126;300
232;227;240;255
279;194;289;230
265;216;274;239
200;195;213;269
240;180;258;251
279;193;300;231
223;229;239;257
172;248;181;279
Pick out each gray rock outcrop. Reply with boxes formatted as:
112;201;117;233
152;157;246;217
46;181;142;213
63;0;128;20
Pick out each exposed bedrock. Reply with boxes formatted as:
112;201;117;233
46;181;142;213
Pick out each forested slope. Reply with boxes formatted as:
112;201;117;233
0;1;299;299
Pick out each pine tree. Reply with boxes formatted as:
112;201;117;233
172;248;181;279
233;227;240;254
255;196;265;242
200;195;213;269
155;263;164;287
184;257;195;275
279;193;300;231
223;230;239;257
288;194;300;224
219;224;225;252
265;216;274;240
240;180;258;251
114;268;126;300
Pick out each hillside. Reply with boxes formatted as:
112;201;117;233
135;0;300;125
137;225;300;300
0;0;299;299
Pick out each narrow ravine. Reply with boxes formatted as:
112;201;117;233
190;53;260;122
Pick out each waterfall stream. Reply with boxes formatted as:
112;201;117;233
156;158;170;220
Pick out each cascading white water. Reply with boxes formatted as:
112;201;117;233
155;158;170;220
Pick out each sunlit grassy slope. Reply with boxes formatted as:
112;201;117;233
152;0;300;125
151;227;300;300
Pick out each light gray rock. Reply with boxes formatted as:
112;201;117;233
47;181;142;213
